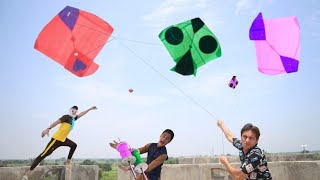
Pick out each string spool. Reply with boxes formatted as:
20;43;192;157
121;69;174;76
116;141;136;166
131;149;148;173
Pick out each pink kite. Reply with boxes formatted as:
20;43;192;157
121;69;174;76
35;6;114;77
228;76;238;89
249;12;300;75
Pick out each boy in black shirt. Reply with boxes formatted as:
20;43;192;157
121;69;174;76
110;129;174;180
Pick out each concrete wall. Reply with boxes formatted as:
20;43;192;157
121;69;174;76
178;153;320;164
267;153;320;162
118;161;320;180
178;157;239;164
0;165;99;180
117;168;136;180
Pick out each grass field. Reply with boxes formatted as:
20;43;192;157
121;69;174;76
100;165;117;180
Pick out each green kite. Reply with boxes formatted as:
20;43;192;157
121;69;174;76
159;17;222;76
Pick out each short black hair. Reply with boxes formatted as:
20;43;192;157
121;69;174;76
71;106;78;110
163;129;174;141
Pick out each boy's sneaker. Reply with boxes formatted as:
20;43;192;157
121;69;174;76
22;175;28;180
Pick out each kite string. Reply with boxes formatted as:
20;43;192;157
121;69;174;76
70;21;225;153
73;37;115;60
266;40;280;55
110;36;162;46
76;23;161;45
66;15;226;153
221;131;225;155
116;38;217;119
71;22;160;59
116;38;225;154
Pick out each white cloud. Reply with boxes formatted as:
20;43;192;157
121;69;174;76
201;11;225;33
234;0;274;15
142;6;175;22
140;0;211;30
235;0;253;15
306;8;320;40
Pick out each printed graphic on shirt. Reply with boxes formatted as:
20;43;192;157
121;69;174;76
258;165;267;172
245;163;254;173
249;172;257;179
233;138;243;150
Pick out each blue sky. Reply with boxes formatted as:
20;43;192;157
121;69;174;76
1;0;319;159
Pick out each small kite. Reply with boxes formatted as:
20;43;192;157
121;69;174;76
228;76;238;89
129;89;133;93
249;12;300;75
159;17;222;76
35;6;114;77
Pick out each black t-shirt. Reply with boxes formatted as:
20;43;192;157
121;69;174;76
146;143;168;179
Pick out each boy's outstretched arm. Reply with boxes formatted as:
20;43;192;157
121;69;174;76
41;119;62;137
217;119;234;143
77;106;97;119
136;154;168;180
144;154;167;173
138;143;151;154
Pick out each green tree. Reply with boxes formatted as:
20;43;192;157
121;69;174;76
99;169;103;179
164;157;178;164
81;159;95;165
101;163;112;171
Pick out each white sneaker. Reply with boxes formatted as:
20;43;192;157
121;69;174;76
22;175;28;180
